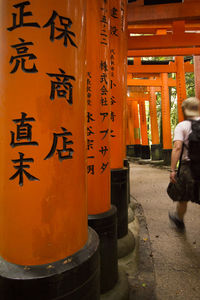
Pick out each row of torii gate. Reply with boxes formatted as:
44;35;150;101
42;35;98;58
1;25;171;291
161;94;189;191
126;55;196;164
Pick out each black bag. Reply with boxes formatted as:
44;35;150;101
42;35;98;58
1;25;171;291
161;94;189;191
167;144;184;201
167;178;185;202
188;119;200;180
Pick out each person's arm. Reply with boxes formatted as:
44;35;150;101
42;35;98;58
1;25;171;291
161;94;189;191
170;140;183;183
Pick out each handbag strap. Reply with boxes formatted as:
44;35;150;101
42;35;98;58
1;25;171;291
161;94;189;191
177;143;184;178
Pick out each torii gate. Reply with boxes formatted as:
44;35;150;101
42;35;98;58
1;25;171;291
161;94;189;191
127;92;150;158
127;56;193;163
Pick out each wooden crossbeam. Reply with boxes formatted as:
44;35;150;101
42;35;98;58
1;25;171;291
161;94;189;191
127;78;176;87
127;94;150;101
127;47;200;57
128;2;200;24
128;33;200;50
128;22;200;35
127;62;194;73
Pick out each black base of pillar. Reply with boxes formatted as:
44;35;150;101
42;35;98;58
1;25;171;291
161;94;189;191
141;145;150;159
111;168;128;239
88;206;118;294
126;145;141;158
126;145;134;157
133;144;141;157
0;227;100;300
163;149;172;165
151;144;163;161
124;159;130;204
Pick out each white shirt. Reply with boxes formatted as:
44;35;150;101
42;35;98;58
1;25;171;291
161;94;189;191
173;117;200;161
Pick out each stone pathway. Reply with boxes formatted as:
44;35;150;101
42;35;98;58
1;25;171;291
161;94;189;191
129;162;200;300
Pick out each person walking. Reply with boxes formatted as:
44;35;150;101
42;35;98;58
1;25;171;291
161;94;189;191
169;97;200;230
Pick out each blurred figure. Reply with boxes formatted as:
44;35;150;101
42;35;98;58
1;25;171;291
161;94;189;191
169;97;200;230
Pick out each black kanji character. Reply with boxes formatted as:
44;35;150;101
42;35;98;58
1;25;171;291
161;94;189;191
111;26;119;37
101;97;108;106
99;146;108;157
110;129;116;138
111;111;116;122
100;73;108;85
100;162;109;173
100;129;109;139
100;61;108;72
44;127;74;161
47;68;75;104
9;152;39;186
111;80;116;89
10;112;38;147
100;14;108;25
87;139;94;150
87;126;95;136
10;38;38;74
100;85;108;95
43;11;77;48
87;99;91;106
87;112;95;123
111;7;118;19
111;96;116;105
7;1;40;31
88;165;95;175
100;112;108;122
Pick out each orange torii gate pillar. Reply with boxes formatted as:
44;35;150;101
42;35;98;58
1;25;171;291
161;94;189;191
126;100;136;157
149;87;163;160
175;56;186;122
109;0;130;244
139;100;150;159
161;73;172;164
86;0;119;295
132;100;141;157
0;1;100;299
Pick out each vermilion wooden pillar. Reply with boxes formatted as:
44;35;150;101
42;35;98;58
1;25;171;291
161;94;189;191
110;0;127;169
132;100;141;157
139;100;150;159
110;0;128;241
0;1;99;299
175;56;186;122
149;87;162;160
126;100;135;157
87;0;118;294
194;56;200;100
161;73;172;165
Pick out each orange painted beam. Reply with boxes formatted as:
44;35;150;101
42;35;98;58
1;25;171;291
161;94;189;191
128;94;150;101
127;62;194;74
128;2;200;25
128;33;200;50
128;48;200;57
127;78;176;87
131;73;160;78
128;22;200;35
